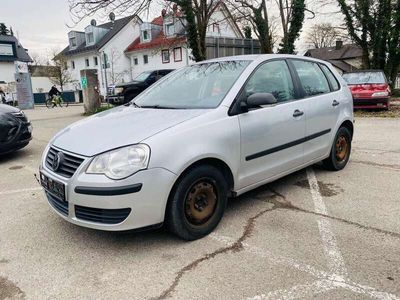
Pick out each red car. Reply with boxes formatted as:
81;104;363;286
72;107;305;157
342;70;391;109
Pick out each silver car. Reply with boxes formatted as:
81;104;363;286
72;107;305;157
39;55;353;240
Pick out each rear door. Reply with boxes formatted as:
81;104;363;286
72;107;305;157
237;59;307;188
289;59;341;162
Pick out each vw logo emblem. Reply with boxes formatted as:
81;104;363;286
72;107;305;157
52;152;64;172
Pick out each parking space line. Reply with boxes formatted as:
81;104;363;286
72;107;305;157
306;168;348;277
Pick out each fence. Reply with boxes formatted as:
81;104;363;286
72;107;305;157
33;91;81;104
205;37;261;59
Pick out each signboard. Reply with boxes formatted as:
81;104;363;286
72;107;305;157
0;43;14;56
15;72;34;109
15;61;28;73
81;76;88;89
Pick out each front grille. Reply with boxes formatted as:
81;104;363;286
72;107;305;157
75;206;131;224
46;192;68;216
46;147;84;178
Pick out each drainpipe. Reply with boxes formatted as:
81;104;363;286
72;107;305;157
102;51;109;97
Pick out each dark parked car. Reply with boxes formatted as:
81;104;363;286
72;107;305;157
342;70;391;110
0;104;32;155
107;69;174;105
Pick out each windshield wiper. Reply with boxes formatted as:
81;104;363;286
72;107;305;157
141;105;178;109
129;101;141;108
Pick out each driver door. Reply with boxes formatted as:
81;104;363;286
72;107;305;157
237;60;307;189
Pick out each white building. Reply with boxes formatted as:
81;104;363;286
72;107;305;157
0;35;32;92
124;3;244;79
58;15;142;95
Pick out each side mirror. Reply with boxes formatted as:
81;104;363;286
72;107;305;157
246;93;277;108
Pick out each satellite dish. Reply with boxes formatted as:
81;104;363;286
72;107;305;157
90;19;97;26
109;12;115;22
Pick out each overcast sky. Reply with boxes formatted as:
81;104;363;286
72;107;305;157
1;0;341;59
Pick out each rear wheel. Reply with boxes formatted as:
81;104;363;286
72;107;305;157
323;127;352;171
45;99;52;108
166;165;228;240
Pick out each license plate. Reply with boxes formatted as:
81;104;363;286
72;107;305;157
377;103;384;107
40;172;66;201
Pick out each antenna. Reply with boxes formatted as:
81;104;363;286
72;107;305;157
109;12;115;22
90;19;97;26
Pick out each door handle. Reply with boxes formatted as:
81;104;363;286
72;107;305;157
293;109;304;117
332;100;340;107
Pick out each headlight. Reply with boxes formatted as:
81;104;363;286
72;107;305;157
372;91;389;97
115;87;124;94
87;144;150;179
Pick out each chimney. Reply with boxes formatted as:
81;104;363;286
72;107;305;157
335;40;343;50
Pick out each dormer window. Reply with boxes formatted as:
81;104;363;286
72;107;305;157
165;23;175;36
87;32;94;44
69;37;77;48
142;30;150;42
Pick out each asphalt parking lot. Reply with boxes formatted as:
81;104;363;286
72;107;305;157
1;105;399;300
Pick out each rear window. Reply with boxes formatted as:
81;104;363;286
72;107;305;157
342;72;386;84
320;64;340;91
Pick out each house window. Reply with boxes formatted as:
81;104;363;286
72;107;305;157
143;55;149;64
142;30;150;42
85;58;90;67
94;56;98;66
87;32;94;44
213;23;220;34
162;50;170;63
71;61;75;69
165;23;175;36
134;57;138;65
174;47;182;62
69;37;77;48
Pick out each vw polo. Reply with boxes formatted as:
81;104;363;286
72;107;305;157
40;55;353;240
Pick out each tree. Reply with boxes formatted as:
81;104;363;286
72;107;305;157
0;23;10;35
243;25;252;38
228;0;308;54
107;48;129;85
50;51;74;91
337;0;400;83
305;23;347;48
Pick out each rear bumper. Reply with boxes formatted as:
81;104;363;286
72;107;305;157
353;98;390;109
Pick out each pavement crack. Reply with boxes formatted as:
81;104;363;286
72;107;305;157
350;159;400;171
259;189;400;239
152;205;275;299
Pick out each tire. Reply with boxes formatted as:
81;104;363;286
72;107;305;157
45;99;52;108
166;165;228;241
323;127;352;171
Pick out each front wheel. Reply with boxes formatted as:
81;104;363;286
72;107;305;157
166;165;228;240
323;127;352;171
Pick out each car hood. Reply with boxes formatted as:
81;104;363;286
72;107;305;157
52;105;207;156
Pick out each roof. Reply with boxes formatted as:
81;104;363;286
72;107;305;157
125;15;186;53
29;65;60;77
0;35;32;62
60;15;140;57
305;44;363;60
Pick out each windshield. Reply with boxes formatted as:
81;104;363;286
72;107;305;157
342;72;386;84
134;71;152;82
134;61;250;109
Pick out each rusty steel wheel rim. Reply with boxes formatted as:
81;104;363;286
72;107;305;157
184;179;218;226
335;135;348;162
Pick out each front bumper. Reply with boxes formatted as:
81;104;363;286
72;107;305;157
40;148;177;231
353;97;390;109
106;95;125;105
0;121;32;155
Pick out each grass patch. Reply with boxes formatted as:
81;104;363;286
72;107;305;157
83;103;115;116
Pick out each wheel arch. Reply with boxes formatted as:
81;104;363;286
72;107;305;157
340;119;354;140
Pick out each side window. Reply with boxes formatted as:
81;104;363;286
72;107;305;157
292;60;330;96
242;60;295;103
320;64;340;91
